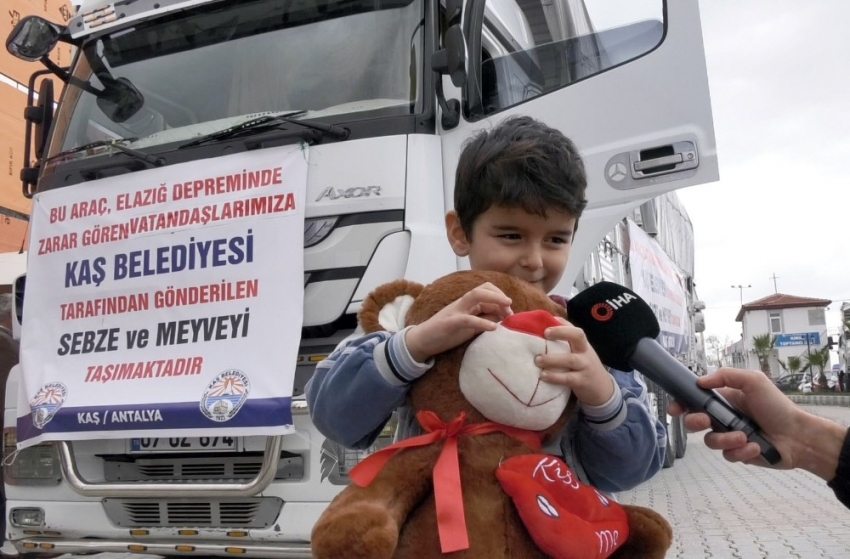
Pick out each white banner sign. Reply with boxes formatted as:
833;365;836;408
18;146;307;448
627;220;690;356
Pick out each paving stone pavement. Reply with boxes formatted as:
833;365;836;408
617;406;850;559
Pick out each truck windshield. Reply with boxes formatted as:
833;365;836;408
48;0;424;159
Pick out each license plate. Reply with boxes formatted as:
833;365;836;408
129;436;239;453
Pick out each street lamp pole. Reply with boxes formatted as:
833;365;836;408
732;284;752;368
806;333;813;390
731;284;752;305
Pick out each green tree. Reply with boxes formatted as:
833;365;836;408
802;346;831;390
751;333;776;375
777;355;803;376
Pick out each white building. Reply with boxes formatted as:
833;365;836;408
734;293;831;378
720;339;745;369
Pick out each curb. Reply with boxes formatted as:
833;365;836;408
789;394;850;407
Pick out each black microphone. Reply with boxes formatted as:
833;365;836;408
567;281;781;466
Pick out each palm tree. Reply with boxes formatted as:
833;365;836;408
751;333;776;375
777;355;803;376
802;346;831;390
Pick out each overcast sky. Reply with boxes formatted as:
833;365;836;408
677;0;850;346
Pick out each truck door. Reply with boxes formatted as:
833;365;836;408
439;0;717;293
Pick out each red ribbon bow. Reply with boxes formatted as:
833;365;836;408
349;411;543;554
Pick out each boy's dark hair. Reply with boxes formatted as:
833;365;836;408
454;116;588;237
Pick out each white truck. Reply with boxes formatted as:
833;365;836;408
578;192;707;468
4;0;718;556
840;303;850;373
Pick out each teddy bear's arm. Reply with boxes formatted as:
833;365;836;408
311;444;441;559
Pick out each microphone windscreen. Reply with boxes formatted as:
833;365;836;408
567;282;661;371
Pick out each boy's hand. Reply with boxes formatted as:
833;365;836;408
535;319;615;407
404;282;513;363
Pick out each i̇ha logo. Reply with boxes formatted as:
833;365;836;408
590;302;615;322
590;293;637;322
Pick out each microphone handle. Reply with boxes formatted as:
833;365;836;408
631;338;781;466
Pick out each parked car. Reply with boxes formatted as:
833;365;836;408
774;373;808;393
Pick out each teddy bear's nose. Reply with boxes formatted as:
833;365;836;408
501;310;561;338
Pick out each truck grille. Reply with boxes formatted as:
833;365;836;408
103;497;282;528
103;453;300;482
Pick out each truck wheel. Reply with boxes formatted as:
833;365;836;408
652;388;676;469
672;414;687;459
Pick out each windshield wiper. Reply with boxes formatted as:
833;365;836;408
281;116;350;140
47;138;164;167
178;112;349;149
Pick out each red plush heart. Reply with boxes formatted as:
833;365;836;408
496;455;630;559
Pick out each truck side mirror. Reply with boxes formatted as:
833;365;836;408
432;0;467;87
431;0;466;129
95;75;146;123
9;15;145;125
693;311;705;334
25;78;55;160
6;16;64;62
432;27;467;88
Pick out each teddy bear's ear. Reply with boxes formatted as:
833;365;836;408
359;280;425;333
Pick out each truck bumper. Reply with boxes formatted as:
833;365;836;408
15;538;312;558
6;499;326;558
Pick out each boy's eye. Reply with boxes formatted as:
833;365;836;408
549;236;569;244
498;233;522;240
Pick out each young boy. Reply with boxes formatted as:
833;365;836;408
305;116;665;492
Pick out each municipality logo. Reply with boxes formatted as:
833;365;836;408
201;369;250;422
30;382;68;429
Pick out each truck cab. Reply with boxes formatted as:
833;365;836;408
4;0;717;556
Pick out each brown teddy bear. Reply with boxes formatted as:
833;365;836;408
311;270;672;559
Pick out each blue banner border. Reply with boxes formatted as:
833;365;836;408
18;397;292;442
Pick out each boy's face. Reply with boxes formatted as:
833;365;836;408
446;205;576;294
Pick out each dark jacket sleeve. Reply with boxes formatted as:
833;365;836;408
827;427;850;509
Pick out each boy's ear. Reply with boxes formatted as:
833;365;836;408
445;211;470;256
359;280;425;334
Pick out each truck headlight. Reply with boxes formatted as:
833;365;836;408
3;428;61;486
304;217;338;247
10;508;45;527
